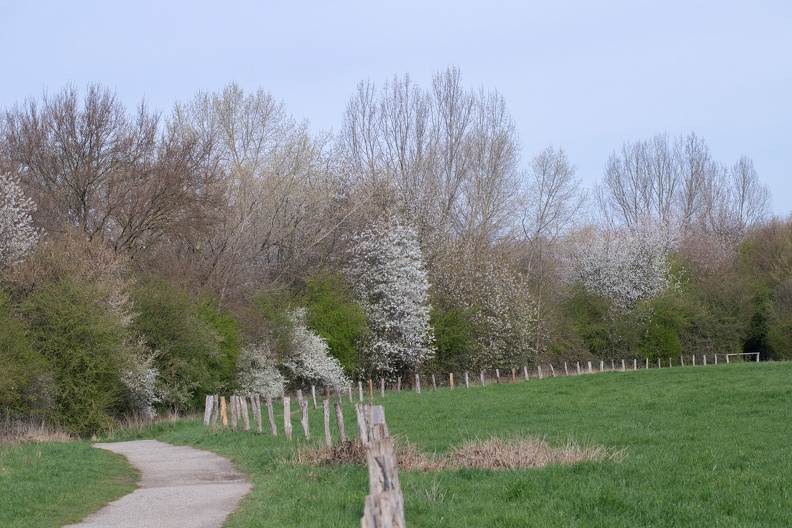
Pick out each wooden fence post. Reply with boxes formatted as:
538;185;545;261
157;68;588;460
220;396;228;428
431;374;437;391
397;377;401;393
334;402;346;442
692;355;696;366
480;371;485;386
588;361;593;374
611;359;615;371
576;362;580;375
241;396;251;431
211;395;219;429
283;396;292;441
465;371;469;388
253;394;262;434
525;365;531;380
380;378;385;398
538;366;543;380
311;385;317;409
621;359;626;371
496;369;500;383
324;399;332;447
204;395;214;426
359;381;364;402
550;365;556;377
511;369;516;383
633;359;637;371
415;374;421;394
349;385;353;403
715;354;718;365
369;379;374;402
300;398;310;439
564;362;568;376
450;372;454;390
266;394;277;436
230;395;238;431
599;360;604;372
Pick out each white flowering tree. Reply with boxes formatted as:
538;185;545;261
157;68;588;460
283;308;351;390
347;220;434;377
237;342;287;397
0;172;40;269
565;219;680;311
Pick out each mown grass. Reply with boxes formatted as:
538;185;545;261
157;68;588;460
7;362;792;526
0;441;138;528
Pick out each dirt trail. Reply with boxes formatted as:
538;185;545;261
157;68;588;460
63;440;252;528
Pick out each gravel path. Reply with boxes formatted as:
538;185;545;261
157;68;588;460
63;440;252;528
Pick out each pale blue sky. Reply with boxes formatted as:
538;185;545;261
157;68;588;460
2;0;790;214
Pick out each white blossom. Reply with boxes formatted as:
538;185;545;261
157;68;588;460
565;219;680;311
0;172;40;268
346;220;434;376
121;342;160;418
283;307;351;390
237;342;287;397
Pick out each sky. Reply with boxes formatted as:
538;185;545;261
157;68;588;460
1;0;790;214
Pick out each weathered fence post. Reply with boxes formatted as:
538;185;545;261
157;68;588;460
380;378;385;398
211;395;219;428
283;396;292;441
692;354;696;366
369;379;374;402
634;359;637;371
576;362;581;375
349;385;353;403
715;354;718;365
621;359;626;371
588;361;593;374
450;372;454;390
334;402;346;442
311;385;317;409
465;371;469;388
415;374;421;394
265;394;277;436
253;394;262;433
431;374;437;392
550;365;556;377
300;398;310;439
564;362;568;376
525;365;531;380
480;371;485;386
496;369;500;383
357;404;406;528
359;381;364;402
611;359;615;371
230;395;238;431
220;396;228;428
599;360;604;372
538;366;543;380
204;395;214;426
397;377;401;394
240;396;250;431
323;399;332;447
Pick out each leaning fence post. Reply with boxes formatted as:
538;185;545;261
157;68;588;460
550;365;556;377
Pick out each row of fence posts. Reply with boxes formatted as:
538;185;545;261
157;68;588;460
202;395;405;526
204;352;759;433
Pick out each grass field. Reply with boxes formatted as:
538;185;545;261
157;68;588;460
4;362;792;526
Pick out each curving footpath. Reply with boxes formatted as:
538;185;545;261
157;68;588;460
64;440;252;528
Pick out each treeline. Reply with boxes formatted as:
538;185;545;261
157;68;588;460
1;68;788;435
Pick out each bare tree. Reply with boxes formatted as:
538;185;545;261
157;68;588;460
727;155;770;232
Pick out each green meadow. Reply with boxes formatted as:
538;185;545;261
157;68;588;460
4;362;791;527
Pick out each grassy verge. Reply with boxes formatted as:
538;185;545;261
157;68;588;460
0;441;138;528
103;362;792;527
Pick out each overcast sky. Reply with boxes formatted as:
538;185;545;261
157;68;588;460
2;0;790;215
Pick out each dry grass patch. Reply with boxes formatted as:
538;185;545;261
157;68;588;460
297;434;624;471
0;418;73;445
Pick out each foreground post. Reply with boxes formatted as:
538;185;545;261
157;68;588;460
253;394;263;433
240;396;250;431
230;395;238;431
220;396;228;428
211;395;219;428
357;405;406;528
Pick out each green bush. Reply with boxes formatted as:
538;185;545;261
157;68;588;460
0;290;45;415
304;274;368;374
131;278;235;410
23;276;132;435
